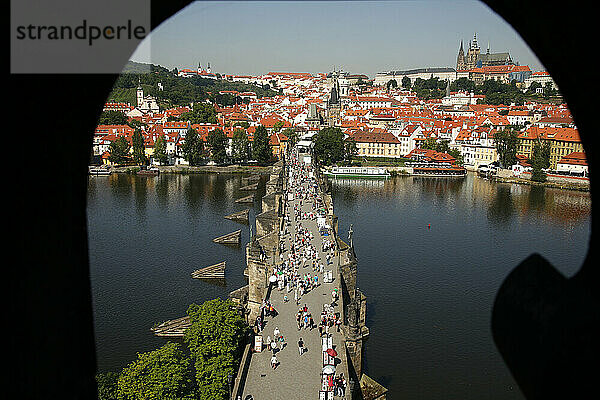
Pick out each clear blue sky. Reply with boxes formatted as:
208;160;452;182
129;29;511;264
131;0;545;76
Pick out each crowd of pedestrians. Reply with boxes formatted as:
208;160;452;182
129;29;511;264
250;148;347;398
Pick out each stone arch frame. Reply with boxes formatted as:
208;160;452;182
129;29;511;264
12;1;597;398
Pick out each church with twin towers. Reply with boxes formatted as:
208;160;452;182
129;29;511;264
456;33;514;71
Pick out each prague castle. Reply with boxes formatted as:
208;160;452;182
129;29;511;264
456;33;514;71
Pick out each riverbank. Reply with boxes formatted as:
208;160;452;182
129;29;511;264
494;175;590;192
494;169;590;192
110;164;273;175
387;167;590;192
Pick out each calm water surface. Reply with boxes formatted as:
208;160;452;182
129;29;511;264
330;173;590;400
87;172;591;399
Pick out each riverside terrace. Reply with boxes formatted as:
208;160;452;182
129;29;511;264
228;151;388;400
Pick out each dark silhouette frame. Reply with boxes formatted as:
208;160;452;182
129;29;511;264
12;1;597;398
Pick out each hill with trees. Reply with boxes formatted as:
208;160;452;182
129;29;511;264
107;61;278;108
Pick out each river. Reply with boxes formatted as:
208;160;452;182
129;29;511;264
87;172;590;399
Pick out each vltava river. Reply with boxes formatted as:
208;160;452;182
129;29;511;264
87;172;590;400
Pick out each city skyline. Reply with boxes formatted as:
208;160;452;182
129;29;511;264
131;0;546;76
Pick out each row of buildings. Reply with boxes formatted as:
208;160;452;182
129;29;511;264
94;63;584;174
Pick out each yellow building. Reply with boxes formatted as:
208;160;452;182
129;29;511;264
517;126;583;169
351;130;402;158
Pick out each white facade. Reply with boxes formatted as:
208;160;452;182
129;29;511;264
441;92;477;106
375;68;457;87
523;72;558;91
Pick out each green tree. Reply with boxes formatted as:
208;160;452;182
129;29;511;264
531;139;552;182
96;372;119;400
402;76;411;89
421;137;438;151
252;125;272;165
116;342;196;400
108;136;130;165
207;128;229;164
184;299;249;400
436;140;450;154
344;138;358;165
131;129;147;165
386;79;398;91
272;120;285;133
494;128;519;168
231;128;251;164
153;134;168;165
448;147;464;166
180;103;217;124
233;121;250;129
182;128;205;166
313;127;345;165
449;77;475;93
99;110;128;125
543;82;556;99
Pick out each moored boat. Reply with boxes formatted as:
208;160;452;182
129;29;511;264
406;162;466;177
137;166;160;176
88;165;112;176
324;166;390;179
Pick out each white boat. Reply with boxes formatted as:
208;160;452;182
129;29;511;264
88;166;112;176
323;166;390;179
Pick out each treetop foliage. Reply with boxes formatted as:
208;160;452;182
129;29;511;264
97;298;249;400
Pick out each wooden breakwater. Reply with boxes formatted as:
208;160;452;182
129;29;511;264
213;230;242;245
240;182;259;191
225;209;250;223
151;316;190;337
235;194;255;204
191;261;226;279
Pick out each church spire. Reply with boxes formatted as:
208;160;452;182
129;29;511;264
457;40;466;70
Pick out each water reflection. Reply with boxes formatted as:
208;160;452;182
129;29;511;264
330;171;590;400
155;175;170;212
330;173;591;229
87;172;263;372
134;176;149;218
487;185;515;227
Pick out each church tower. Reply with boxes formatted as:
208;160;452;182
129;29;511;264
207;62;212;74
327;70;342;127
456;40;466;70
136;79;144;108
466;33;481;69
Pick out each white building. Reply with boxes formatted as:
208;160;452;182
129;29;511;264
441;91;477;106
374;67;457;87
523;71;558;91
136;84;160;114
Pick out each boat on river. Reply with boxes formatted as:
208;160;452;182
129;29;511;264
324;166;390;179
406;162;466;177
88;165;112;176
137;166;160;176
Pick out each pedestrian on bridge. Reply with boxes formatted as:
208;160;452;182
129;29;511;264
298;337;305;355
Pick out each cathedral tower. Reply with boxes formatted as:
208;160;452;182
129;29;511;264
456;40;466;70
466;33;481;69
